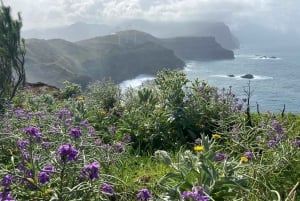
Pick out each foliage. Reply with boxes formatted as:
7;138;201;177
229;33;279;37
0;2;26;106
0;70;299;200
61;80;82;99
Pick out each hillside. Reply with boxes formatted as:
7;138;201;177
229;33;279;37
25;30;185;87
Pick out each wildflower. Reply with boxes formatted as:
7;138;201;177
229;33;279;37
292;139;300;147
42;164;56;173
57;108;71;119
123;135;132;143
76;96;85;101
38;172;50;184
194;145;204;152
243;152;254;161
214;153;228;162
155;105;161;110
80;119;89;127
272;120;283;133
99;110;106;116
17;139;29;149
0;189;15;201
70;127;82;139
65;118;72;127
1;175;12;187
212;134;221;139
113;142;125;153
240;156;248;163
88;126;96;135
101;183;114;195
182;186;209;201
80;162;100;180
45;189;54;196
56;144;79;162
41;141;52;148
23;126;43;141
108;125;116;134
268;139;278;148
137;188;152;201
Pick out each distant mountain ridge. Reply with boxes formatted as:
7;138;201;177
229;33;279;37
25;30;234;88
23;20;239;49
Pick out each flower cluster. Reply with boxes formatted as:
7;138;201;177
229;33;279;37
182;186;209;201
56;144;79;162
137;188;152;201
80;162;100;180
101;183;114;195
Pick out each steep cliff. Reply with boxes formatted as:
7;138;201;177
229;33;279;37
161;37;234;60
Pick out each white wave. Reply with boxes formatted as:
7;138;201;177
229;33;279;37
119;74;155;89
211;74;273;80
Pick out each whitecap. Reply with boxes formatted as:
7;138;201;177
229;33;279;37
119;74;155;89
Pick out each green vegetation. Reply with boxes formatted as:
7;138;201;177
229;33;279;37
0;2;26;108
0;70;299;200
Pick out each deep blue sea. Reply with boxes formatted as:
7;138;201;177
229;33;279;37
121;44;300;114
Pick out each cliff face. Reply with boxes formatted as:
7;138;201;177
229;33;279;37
162;37;234;60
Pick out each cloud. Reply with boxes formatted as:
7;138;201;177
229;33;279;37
3;0;300;34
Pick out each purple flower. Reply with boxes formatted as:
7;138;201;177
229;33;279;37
112;142;125;153
70;128;82;139
57;108;71;119
268;139;278;148
80;162;100;180
23;126;43;141
243;152;254;161
80;119;89;127
1;175;12;186
182;186;209;201
101;183;114;195
214;153;228;162
0;189;15;201
56;144;79;162
41;141;52;148
123;135;132;143
88;126;96;135
65;119;72;127
137;188;152;201
42;164;56;173
108;126;116;134
38;172;50;184
17;139;29;149
272;120;283;133
292;139;300;147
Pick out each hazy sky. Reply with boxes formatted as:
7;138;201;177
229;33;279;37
4;0;300;34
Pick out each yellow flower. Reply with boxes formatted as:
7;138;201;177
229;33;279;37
99;110;106;116
155;105;161;110
76;96;85;101
45;189;54;196
212;134;221;139
194;145;205;152
240;156;248;163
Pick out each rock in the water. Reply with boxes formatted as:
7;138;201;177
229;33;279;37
241;74;254;79
228;74;235;77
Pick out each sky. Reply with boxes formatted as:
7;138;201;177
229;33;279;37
3;0;300;35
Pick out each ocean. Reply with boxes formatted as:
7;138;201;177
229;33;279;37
120;44;300;114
